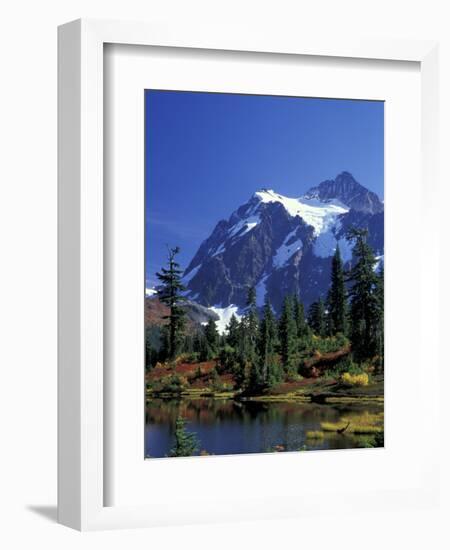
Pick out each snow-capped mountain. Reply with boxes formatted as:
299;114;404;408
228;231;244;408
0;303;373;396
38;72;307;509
304;171;384;215
183;172;384;313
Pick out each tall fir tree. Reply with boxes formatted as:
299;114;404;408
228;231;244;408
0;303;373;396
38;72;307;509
233;317;248;387
226;313;240;348
243;286;260;389
346;228;379;362
258;299;280;386
279;295;297;376
374;265;384;371
194;330;209;362
181;333;194;354
145;325;162;369
244;286;259;359
308;297;326;337
156;246;186;360
293;294;308;339
169;416;199;457
327;245;348;335
204;318;219;358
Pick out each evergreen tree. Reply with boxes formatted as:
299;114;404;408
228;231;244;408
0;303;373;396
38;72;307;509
243;286;260;389
156;246;186;359
293;294;309;338
219;333;227;349
193;330;209;362
226;314;240;348
308;297;326;337
182;333;194;354
279;295;297;376
243;286;259;361
210;366;221;391
204;318;219;358
346;228;379;362
231;316;249;388
327;245;348;335
258;299;280;386
145;325;161;369
169;416;199;457
374;265;384;371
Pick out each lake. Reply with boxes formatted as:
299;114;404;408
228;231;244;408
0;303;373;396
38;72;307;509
145;397;383;458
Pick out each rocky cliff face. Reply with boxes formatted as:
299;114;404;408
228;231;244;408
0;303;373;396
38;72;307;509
304;171;384;215
182;172;384;312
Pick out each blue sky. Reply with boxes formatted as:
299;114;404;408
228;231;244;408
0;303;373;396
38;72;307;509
145;90;384;286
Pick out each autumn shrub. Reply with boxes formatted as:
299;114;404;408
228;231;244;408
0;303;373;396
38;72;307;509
313;334;350;355
306;430;324;440
352;424;382;434
208;366;233;392
288;372;304;382
321;411;383;434
340;371;369;387
153;373;187;394
176;352;200;364
214;382;234;393
209;367;221;389
323;356;360;379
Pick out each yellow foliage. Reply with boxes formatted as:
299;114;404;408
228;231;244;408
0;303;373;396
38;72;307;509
341;372;369;387
321;411;384;435
306;430;324;439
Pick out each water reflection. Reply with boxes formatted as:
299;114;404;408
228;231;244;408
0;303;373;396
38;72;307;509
145;398;383;458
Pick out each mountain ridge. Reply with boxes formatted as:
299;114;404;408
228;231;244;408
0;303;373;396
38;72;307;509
182;172;383;312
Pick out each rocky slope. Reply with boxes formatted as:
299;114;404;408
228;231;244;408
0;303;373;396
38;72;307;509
182;171;383;313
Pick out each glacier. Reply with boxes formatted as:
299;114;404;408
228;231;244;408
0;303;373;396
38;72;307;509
208;304;242;335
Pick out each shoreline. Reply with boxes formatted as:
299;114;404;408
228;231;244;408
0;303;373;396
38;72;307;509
146;389;384;405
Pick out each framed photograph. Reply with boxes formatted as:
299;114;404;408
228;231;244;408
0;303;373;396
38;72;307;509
58;19;440;530
144;90;385;460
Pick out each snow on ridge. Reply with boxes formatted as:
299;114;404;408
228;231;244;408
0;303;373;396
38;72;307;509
254;189;349;235
255;274;269;307
207;189;349;266
212;243;225;257
228;214;261;239
311;215;354;262
338;237;353;264
208;304;242;335
313;229;338;259
273;230;303;268
182;264;202;284
313;229;353;262
145;287;157;297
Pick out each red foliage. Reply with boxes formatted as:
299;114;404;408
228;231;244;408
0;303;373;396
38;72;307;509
145;297;169;326
147;360;220;384
302;346;350;370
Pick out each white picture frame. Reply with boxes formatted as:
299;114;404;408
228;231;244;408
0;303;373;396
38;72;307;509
58;18;440;531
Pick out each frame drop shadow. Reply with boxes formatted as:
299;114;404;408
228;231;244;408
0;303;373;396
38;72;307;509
27;505;58;523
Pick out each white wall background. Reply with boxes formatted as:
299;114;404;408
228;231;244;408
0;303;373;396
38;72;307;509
0;0;448;548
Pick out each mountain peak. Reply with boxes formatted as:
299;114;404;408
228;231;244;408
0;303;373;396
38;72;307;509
249;188;348;234
304;172;383;214
182;171;384;312
253;188;280;201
